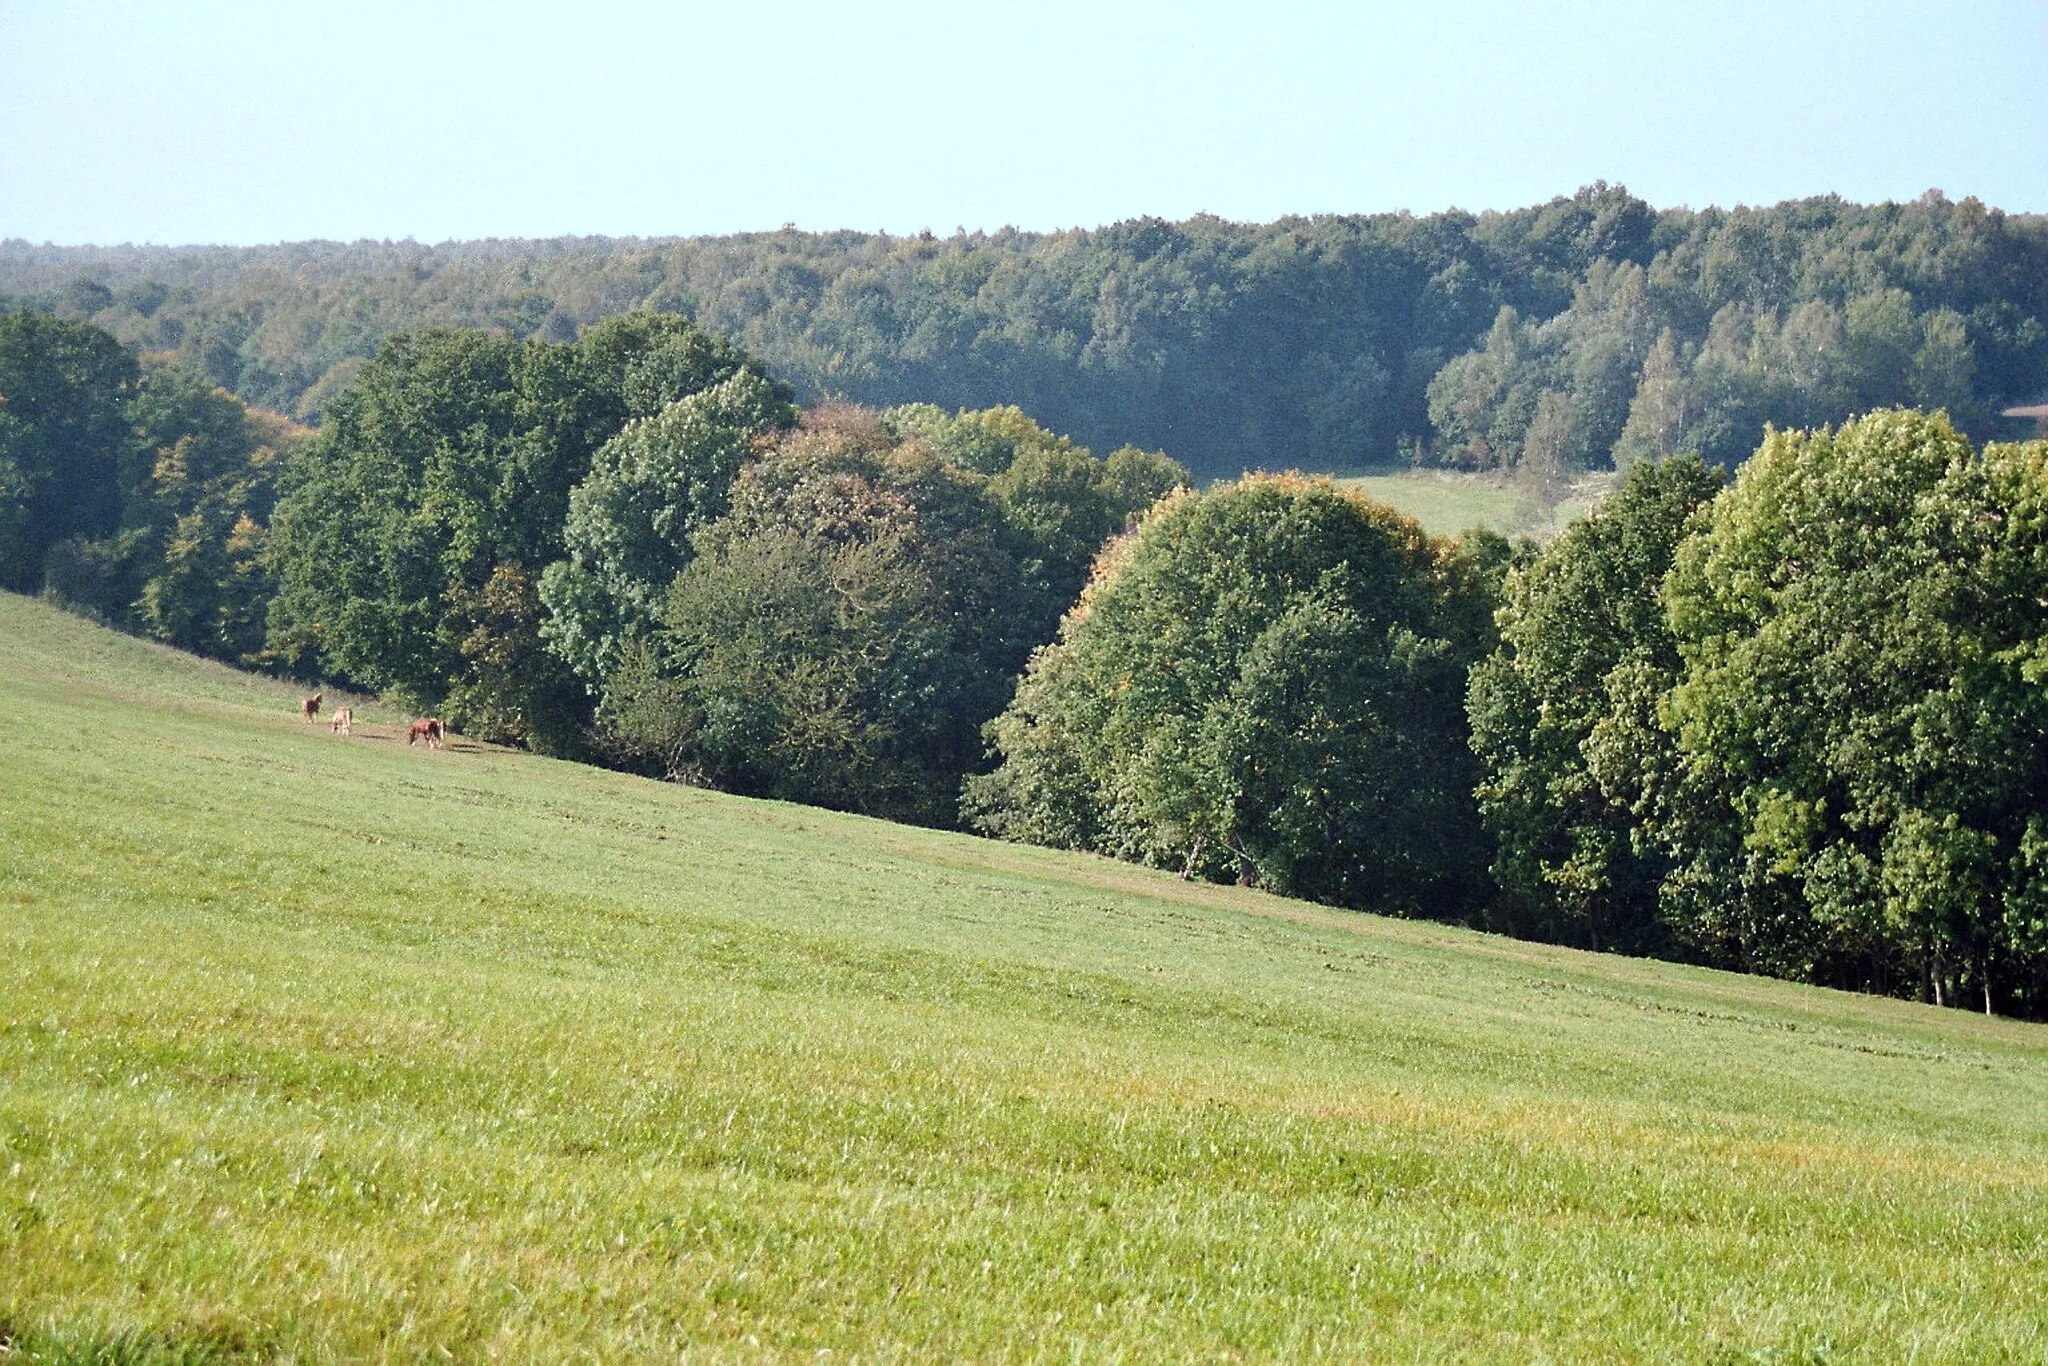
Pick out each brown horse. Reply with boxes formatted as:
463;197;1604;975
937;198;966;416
301;691;323;722
407;717;445;750
329;706;353;736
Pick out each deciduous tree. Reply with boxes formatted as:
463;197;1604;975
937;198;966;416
971;476;1508;914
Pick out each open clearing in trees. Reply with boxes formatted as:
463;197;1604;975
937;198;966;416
1333;471;1610;538
1;591;2044;1360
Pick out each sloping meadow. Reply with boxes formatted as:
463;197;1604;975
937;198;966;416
1;593;2044;1360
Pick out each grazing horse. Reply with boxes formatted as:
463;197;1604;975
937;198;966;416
407;717;445;750
301;690;323;722
329;706;353;736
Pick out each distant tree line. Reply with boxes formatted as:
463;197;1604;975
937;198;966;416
7;305;2048;1018
6;188;2046;481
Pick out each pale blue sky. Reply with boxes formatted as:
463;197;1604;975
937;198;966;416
4;0;2045;245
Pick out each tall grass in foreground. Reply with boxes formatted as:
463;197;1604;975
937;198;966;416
0;591;2044;1360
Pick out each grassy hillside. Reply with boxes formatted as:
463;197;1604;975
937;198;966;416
2;592;2044;1360
1334;472;1611;538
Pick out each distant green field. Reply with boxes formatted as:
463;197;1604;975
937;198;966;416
1333;472;1607;538
2;592;2045;1360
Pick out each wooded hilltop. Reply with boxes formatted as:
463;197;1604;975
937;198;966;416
5;186;2046;479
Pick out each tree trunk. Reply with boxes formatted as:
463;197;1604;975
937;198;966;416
1180;837;1204;881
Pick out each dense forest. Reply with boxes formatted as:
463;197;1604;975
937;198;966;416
5;186;2046;480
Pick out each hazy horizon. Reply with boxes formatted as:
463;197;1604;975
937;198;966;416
5;0;2044;247
4;184;2041;254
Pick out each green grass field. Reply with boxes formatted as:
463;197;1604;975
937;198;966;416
1333;472;1609;538
2;592;2045;1361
